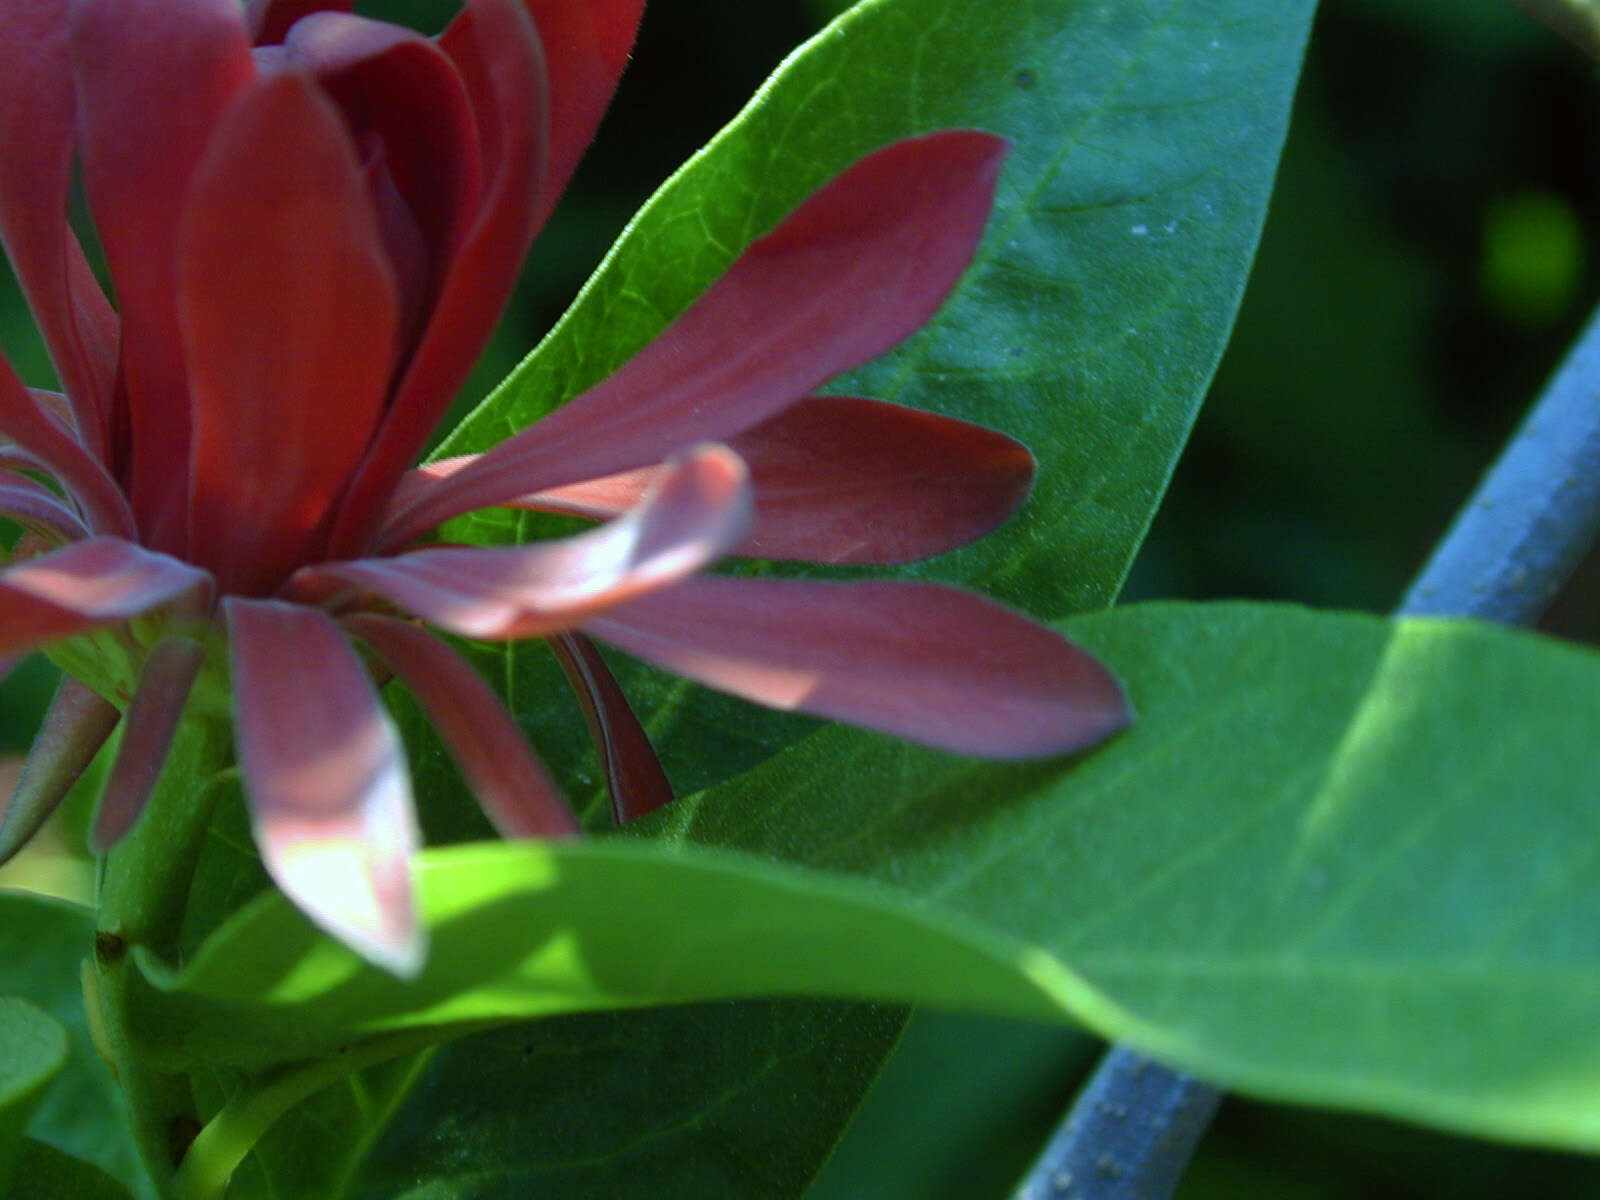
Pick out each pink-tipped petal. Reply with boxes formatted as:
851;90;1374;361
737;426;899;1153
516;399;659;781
519;0;643;229
179;72;399;597
0;356;131;537
91;637;206;852
344;613;578;838
328;0;547;557
520;395;1036;564
378;131;1009;548
0;470;91;545
303;444;750;640
226;598;423;977
586;577;1133;759
0;1;118;458
0;538;211;658
71;0;257;551
245;0;352;44
0;676;118;865
548;632;674;825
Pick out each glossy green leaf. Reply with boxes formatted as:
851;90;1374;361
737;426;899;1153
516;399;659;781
443;0;1312;612
0;892;143;1194
352;1003;904;1200
0;997;68;1188
367;1;1318;1193
191;1049;431;1200
8;1138;135;1200
155;604;1600;1153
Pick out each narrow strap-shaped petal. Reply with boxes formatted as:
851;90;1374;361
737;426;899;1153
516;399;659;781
586;577;1133;759
548;632;674;825
91;637;206;852
301;444;749;640
226;598;423;977
377;131;1009;549
0;355;132;537
0;676;118;865
71;0;258;552
245;0;351;43
505;395;1036;564
328;0;547;558
0;538;211;658
179;72;399;597
343;614;578;838
519;0;644;230
0;0;118;458
0;469;90;545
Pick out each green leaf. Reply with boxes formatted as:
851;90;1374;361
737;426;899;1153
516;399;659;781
0;892;144;1194
8;1138;136;1200
197;1050;433;1200
0;997;68;1188
351;1003;904;1200
443;0;1313;618
151;604;1600;1153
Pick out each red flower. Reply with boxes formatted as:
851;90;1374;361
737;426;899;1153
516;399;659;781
0;0;1129;973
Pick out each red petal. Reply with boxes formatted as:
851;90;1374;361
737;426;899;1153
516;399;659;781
343;614;578;838
518;395;1035;564
0;1;118;459
179;72;399;596
279;13;483;310
301;444;749;640
0;676;118;865
378;131;1009;547
548;632;674;825
327;0;548;557
245;0;352;44
226;598;424;977
0;354;132;537
0;469;90;545
0;538;211;657
586;577;1132;759
71;0;257;551
520;0;644;229
91;637;206;852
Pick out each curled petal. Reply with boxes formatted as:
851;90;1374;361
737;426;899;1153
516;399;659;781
302;444;750;640
0;676;118;865
586;577;1133;759
280;13;483;302
245;0;352;44
344;614;577;838
0;1;118;458
510;395;1036;564
378;131;1009;547
329;0;547;557
0;538;211;658
179;71;399;596
72;0;258;551
92;637;206;852
549;632;674;825
227;598;423;977
0;469;90;545
0;355;131;537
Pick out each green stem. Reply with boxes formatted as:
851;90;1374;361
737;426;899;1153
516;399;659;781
169;1032;449;1200
91;714;234;1197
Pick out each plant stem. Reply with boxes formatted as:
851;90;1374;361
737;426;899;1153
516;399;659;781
91;714;234;1198
170;1031;446;1200
1015;299;1600;1199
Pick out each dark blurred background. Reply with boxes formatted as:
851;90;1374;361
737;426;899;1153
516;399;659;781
4;0;1599;1194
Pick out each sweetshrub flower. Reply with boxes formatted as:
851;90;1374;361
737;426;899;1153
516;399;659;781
0;0;1130;972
